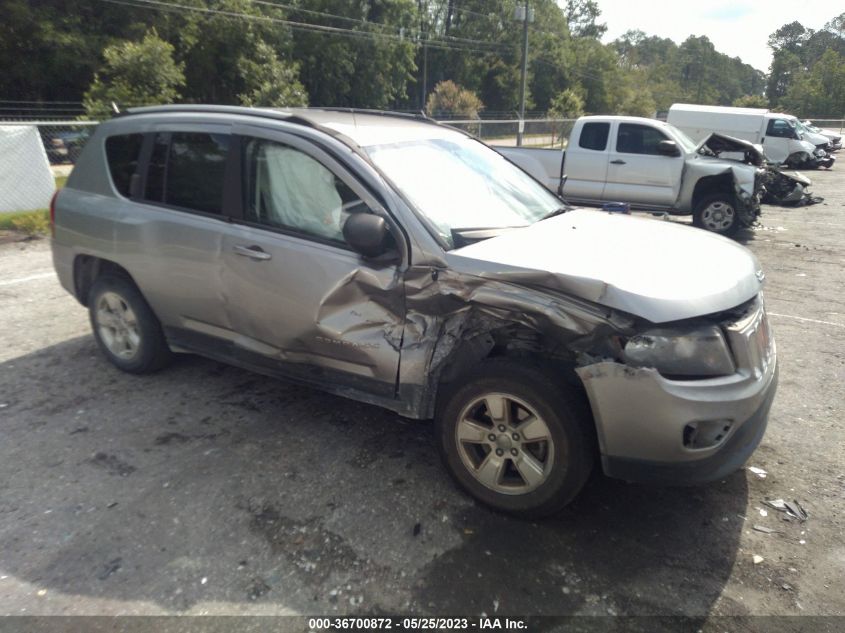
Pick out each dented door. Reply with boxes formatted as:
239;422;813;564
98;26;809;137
218;129;404;397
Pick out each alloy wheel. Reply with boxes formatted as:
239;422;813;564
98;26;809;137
455;392;556;495
96;291;141;359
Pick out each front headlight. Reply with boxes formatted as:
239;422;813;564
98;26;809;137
623;325;735;377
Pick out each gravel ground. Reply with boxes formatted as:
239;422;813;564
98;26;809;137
0;169;842;628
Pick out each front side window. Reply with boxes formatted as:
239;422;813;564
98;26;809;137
766;119;794;139
143;132;229;214
242;138;365;244
616;124;670;155
105;134;143;197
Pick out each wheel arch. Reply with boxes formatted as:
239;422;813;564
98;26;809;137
691;173;736;210
73;255;138;307
424;317;586;419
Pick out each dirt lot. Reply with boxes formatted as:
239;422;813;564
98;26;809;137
0;169;843;629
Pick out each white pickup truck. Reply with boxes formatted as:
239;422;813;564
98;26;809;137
496;116;767;236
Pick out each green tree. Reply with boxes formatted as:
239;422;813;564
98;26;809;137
548;88;584;118
237;41;308;107
425;80;484;118
289;0;417;108
563;0;606;38
780;49;845;116
733;94;769;108
83;30;184;118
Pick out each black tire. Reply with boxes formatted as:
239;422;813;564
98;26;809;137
435;360;595;518
88;275;173;374
693;193;740;237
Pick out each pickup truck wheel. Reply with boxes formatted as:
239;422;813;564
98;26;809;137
436;360;594;518
88;276;173;374
693;194;740;237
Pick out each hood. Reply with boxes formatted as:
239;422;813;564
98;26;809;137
778;169;812;186
698;133;765;166
447;209;762;323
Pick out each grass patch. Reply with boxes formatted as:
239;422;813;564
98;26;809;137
0;175;66;237
0;209;50;235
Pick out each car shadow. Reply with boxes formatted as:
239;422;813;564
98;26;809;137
0;336;747;618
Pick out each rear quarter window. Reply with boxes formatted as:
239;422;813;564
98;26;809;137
579;123;610;151
104;134;144;197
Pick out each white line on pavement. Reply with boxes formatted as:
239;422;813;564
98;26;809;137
0;272;56;287
768;312;845;328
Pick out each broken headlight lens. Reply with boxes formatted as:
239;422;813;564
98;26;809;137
623;325;735;377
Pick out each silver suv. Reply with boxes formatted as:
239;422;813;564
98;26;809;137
51;106;778;517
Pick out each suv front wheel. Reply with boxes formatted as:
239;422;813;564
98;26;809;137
88;275;173;374
436;360;595;518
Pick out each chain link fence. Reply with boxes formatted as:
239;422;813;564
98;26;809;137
438;118;576;148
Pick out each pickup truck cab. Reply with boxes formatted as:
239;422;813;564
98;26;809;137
52;106;777;517
498;115;765;236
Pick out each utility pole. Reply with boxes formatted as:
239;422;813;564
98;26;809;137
422;36;428;111
515;1;532;146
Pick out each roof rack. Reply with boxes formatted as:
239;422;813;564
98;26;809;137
122;104;438;126
123;104;295;122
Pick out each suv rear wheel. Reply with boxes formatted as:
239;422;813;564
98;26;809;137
88;275;173;373
693;193;740;236
435;360;594;518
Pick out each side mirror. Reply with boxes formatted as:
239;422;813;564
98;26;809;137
343;213;391;259
657;140;680;157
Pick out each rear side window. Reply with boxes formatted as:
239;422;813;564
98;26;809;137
144;132;230;214
105;134;143;197
579;123;610;151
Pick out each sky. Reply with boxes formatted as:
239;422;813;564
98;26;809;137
596;0;839;72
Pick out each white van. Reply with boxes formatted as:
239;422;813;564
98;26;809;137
667;104;833;169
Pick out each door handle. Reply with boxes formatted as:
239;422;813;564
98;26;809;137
233;245;272;260
610;159;626;165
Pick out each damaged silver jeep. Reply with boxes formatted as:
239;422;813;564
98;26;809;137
52;106;778;517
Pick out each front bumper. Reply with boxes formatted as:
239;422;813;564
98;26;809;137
575;301;777;486
599;365;777;485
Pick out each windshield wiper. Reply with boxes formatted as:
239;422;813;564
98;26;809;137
451;226;525;248
539;206;570;221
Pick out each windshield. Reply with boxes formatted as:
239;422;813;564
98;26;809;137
365;136;562;249
663;122;698;153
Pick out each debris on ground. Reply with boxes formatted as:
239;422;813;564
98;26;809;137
748;466;768;478
785;500;808;521
763;498;808;521
753;525;777;534
753;555;764;564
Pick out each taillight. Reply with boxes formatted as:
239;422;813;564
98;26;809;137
49;190;59;237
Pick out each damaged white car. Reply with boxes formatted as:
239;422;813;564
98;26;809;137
52;106;778;517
